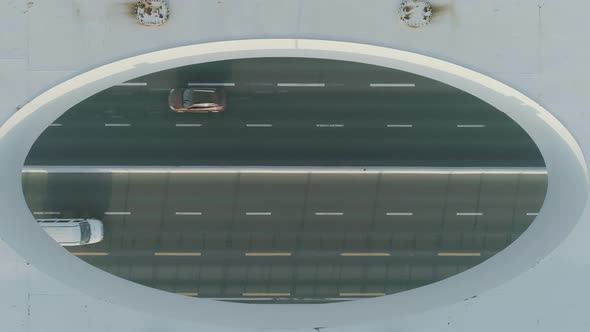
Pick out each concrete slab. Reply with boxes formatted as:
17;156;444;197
0;59;26;124
0;0;27;59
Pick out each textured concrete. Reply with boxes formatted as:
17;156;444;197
1;1;590;331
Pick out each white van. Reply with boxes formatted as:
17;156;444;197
37;219;104;246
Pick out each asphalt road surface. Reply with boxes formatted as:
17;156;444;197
22;170;547;303
25;58;544;167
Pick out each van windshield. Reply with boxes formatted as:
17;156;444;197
80;222;91;244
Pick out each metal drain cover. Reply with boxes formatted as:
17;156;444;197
135;0;170;26
399;0;432;28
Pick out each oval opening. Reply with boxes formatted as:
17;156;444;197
22;57;547;304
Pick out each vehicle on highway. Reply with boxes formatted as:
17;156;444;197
37;218;104;246
168;88;226;113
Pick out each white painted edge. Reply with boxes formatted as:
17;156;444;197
21;166;549;175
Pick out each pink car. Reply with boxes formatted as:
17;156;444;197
168;88;226;113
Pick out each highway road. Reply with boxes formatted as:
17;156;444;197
22;170;547;303
21;58;548;303
24;58;544;167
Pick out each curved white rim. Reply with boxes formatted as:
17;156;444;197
0;39;587;329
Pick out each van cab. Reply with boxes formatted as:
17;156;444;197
37;219;104;246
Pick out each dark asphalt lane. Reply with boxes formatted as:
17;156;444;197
25;88;543;167
24;57;544;167
22;171;547;302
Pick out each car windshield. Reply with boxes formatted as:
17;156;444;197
80;222;91;244
182;89;218;108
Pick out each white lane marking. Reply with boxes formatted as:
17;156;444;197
245;252;291;257
340;253;391;257
116;82;147;87
316;124;344;128
105;123;131;127
370;83;415;88
154;252;201;256
277;83;325;87
386;212;414;216
22;166;548;175
49;123;62;127
457;124;486;128
104;211;131;215
246;124;273;127
175;212;203;216
315;212;344;216
456;212;483;216
33;211;61;215
175;123;202;127
526;212;539;216
188;83;235;87
437;252;481;257
386;124;413;128
245;212;272;216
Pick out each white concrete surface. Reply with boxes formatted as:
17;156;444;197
1;1;590;331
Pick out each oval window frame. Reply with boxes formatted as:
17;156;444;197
0;39;587;329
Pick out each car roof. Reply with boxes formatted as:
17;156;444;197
41;224;82;244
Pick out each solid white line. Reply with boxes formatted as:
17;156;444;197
104;211;131;215
22;166;548;175
116;82;147;87
49;123;62;127
370;83;415;88
187;83;235;87
386;124;413;128
33;211;61;215
175;212;203;216
386;212;414;216
105;123;131;127
526;212;539;216
277;83;325;87
315;212;344;216
245;212;272;216
316;124;344;128
457;124;486;128
246;124;273;127
456;212;483;216
175;124;202;127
